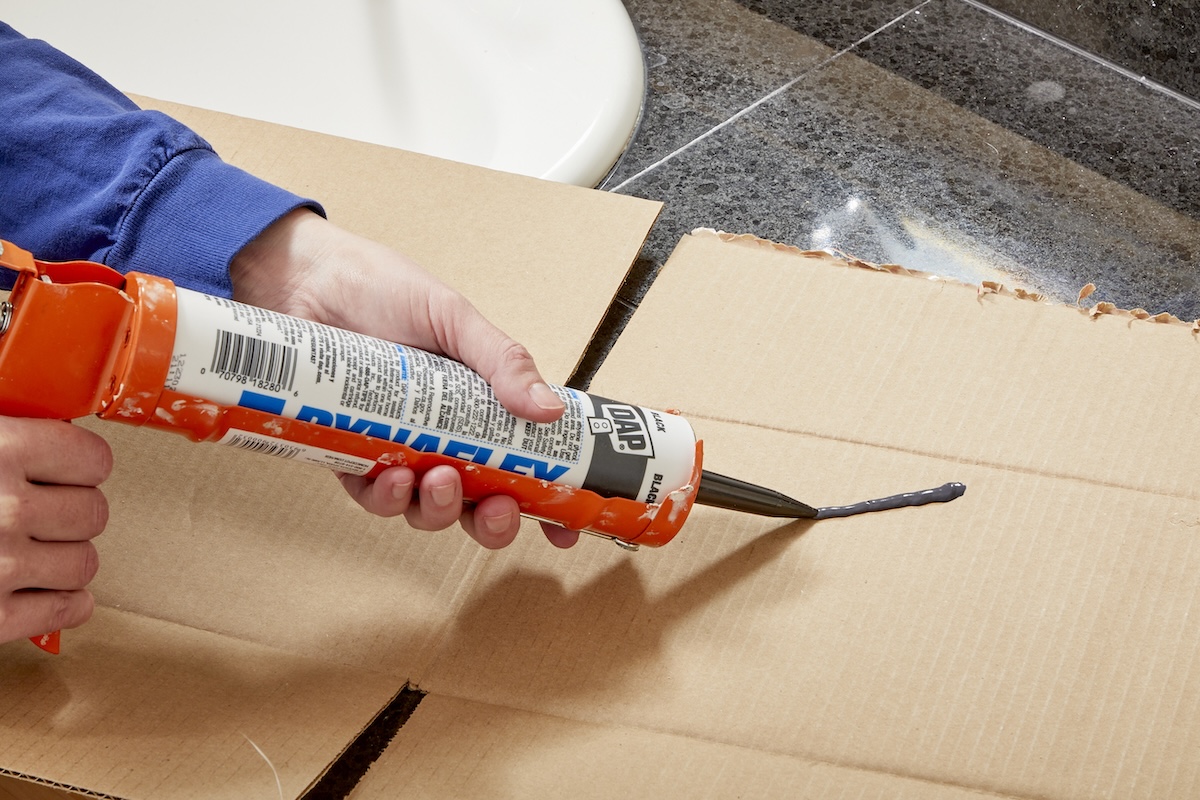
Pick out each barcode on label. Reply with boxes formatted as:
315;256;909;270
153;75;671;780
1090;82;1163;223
218;429;376;475
211;330;297;391
223;432;303;460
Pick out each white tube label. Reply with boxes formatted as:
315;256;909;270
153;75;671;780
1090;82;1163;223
165;289;696;502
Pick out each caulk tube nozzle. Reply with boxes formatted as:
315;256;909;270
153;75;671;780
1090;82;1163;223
696;470;818;519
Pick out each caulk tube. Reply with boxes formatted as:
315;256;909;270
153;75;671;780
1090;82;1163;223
167;288;695;500
152;287;703;545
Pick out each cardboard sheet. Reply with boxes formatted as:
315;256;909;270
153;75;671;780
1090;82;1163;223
1;607;396;799
0;102;659;797
353;229;1200;798
349;694;988;799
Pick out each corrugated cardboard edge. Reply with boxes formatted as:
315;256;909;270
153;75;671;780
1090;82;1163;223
693;228;1200;330
0;772;106;800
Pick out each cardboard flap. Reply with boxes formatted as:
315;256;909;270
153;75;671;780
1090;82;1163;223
0;607;398;800
521;229;1200;799
77;100;662;672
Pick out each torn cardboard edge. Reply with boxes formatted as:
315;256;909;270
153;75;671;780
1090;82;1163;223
646;228;1200;505
695;228;1200;330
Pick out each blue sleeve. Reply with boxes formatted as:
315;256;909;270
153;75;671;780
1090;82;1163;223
0;22;325;298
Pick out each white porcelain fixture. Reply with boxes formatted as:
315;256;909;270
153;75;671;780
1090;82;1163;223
0;0;646;187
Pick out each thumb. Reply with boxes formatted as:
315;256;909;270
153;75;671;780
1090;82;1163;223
445;310;566;424
478;337;567;424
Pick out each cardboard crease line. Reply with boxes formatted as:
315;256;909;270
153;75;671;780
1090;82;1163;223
417;690;1043;800
683;411;1198;503
87;605;407;686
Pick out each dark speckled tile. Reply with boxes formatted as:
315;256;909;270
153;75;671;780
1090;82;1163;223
734;0;930;49
852;1;1200;223
572;0;1200;387
980;0;1200;101
606;0;834;189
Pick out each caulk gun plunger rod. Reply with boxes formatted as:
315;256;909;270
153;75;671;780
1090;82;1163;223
695;470;818;519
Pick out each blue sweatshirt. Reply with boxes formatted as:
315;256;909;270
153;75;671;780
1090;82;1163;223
0;22;323;297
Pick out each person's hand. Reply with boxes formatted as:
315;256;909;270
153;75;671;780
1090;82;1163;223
230;209;579;549
0;417;110;646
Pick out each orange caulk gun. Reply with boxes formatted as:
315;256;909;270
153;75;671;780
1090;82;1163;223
0;236;818;577
0;238;818;541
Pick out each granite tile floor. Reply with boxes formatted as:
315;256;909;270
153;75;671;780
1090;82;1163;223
571;0;1200;385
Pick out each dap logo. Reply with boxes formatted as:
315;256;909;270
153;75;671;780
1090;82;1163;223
588;403;654;457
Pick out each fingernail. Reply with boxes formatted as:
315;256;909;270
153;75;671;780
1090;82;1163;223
430;483;456;507
530;382;564;412
483;510;513;535
391;478;414;502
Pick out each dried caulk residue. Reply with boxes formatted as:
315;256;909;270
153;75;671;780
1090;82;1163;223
166;398;219;417
137;276;174;307
815;482;966;520
666;485;695;524
114;400;142;418
114;393;153;418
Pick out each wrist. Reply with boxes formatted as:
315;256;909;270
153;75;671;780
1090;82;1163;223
229;207;325;311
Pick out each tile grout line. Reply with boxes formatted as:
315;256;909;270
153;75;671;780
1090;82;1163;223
958;0;1200;112
607;0;934;194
